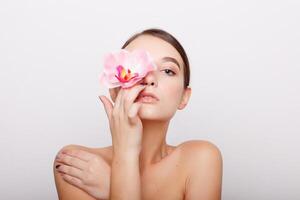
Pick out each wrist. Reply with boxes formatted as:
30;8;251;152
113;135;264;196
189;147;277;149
112;151;140;161
112;147;141;158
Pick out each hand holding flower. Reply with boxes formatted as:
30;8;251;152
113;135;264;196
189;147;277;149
99;84;146;155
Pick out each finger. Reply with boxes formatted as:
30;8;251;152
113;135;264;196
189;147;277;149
56;163;84;180
60;173;85;190
128;102;142;124
99;95;113;122
113;87;124;117
61;149;96;162
123;85;146;114
56;153;86;170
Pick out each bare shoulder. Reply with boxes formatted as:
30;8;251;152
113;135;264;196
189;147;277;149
177;139;223;161
176;139;223;183
53;144;112;200
55;144;112;154
177;140;223;199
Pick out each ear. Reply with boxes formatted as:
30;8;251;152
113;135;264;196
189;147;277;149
178;87;191;110
109;87;121;102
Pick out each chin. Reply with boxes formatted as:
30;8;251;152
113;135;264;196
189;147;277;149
138;106;174;121
138;107;158;119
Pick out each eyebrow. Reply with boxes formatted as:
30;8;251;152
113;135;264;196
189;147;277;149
161;56;181;70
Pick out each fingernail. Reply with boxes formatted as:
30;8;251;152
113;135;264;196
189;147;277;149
56;164;61;169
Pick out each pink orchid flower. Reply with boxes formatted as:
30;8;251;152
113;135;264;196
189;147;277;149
99;49;157;89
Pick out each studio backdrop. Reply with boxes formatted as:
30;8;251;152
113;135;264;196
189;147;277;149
0;0;299;199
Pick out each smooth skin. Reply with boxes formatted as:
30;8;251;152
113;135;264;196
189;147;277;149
53;35;223;200
54;142;222;200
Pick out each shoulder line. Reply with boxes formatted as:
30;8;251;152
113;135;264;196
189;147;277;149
177;139;223;163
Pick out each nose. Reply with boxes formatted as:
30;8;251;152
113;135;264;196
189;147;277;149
139;71;157;87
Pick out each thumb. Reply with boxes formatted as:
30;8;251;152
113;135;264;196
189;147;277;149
128;102;142;125
98;95;113;122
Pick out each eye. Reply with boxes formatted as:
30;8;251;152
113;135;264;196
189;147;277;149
162;69;176;76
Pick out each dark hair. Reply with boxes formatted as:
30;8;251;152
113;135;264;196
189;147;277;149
121;28;190;88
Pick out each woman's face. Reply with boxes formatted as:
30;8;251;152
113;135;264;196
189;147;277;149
110;35;191;121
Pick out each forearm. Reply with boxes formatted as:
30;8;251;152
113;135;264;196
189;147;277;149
110;151;141;200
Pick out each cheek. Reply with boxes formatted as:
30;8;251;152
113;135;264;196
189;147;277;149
138;86;183;120
138;77;184;120
162;82;183;104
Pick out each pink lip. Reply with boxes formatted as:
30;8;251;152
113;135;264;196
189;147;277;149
137;91;159;101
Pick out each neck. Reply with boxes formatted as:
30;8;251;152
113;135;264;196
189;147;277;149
138;119;171;173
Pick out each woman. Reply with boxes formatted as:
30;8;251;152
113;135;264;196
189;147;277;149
53;28;223;200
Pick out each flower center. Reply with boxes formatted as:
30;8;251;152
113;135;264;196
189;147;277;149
115;65;139;83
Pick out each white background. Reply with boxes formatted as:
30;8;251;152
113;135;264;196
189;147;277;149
0;0;299;199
